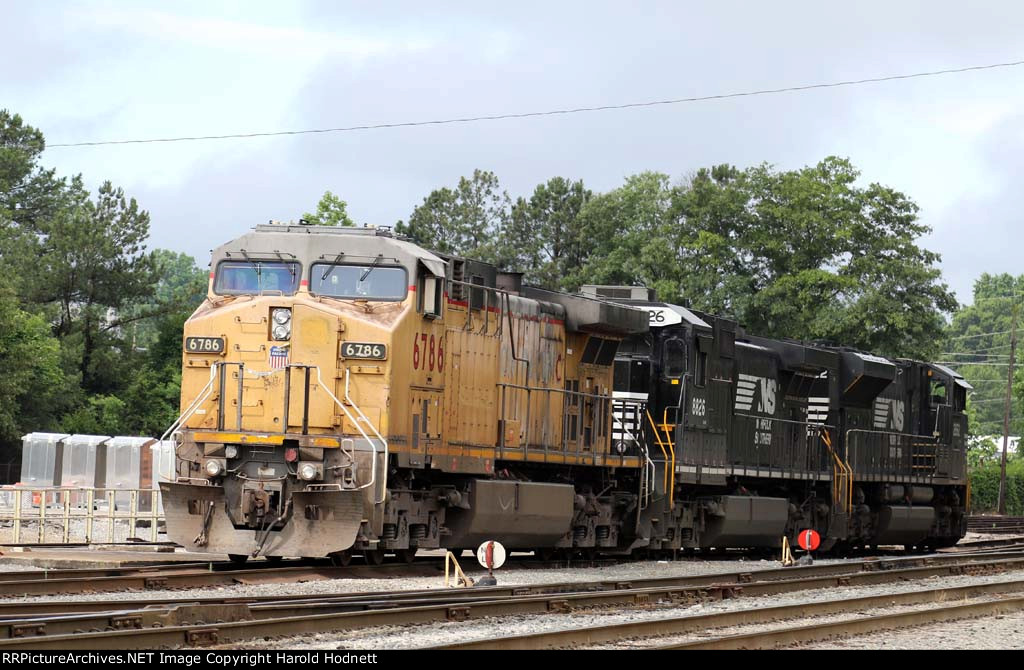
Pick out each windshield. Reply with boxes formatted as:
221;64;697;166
214;261;301;295
310;263;408;301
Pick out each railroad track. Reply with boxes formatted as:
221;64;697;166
435;578;1024;650
0;556;627;598
1;535;1017;599
3;550;1024;649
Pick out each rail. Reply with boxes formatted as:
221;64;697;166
157;363;221;480
0;486;164;544
820;428;853;517
846;428;952;480
726;413;834;478
496;382;646;467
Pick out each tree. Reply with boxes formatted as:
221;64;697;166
575;158;955;359
499;178;593;290
23;180;159;391
396;170;510;260
0;292;62;449
122;249;208;352
303;191;354;227
571;171;678;298
0;110;63;232
944;273;1024;438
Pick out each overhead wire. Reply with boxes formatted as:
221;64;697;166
46;58;1024;148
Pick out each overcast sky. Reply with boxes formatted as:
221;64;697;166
3;1;1022;303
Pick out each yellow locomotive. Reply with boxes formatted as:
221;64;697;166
162;222;648;563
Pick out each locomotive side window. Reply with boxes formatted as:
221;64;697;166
310;264;408;301
953;383;967;411
664;339;686;378
419;275;443;318
214;261;301;295
930;380;948;407
695;335;711;387
695;350;708;387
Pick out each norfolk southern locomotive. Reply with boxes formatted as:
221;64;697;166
162;223;967;563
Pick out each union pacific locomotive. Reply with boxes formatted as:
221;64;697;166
162;223;968;563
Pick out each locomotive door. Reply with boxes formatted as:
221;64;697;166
411;390;443;462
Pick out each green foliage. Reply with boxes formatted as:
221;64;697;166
395;170;509;260
60;395;127;436
943;273;1023;439
969;458;1024;515
303;190;354;227
662;158;954;358
0;110;215;465
500;177;593;290
393;159;954;360
0;292;62;444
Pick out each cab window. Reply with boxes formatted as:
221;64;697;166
930;380;948;407
664;339;686;378
419;275;443;318
214;261;300;295
310;264;408;301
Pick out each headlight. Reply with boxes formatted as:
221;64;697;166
272;323;291;340
204;459;224;478
272;308;291;325
297;462;321;481
225;445;238;459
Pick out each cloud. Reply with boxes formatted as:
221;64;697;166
6;0;1024;303
75;6;434;61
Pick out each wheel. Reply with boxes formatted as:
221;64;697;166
227;554;249;565
330;550;353;567
363;548;385;566
394;548;417;564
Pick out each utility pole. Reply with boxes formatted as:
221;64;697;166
998;301;1019;515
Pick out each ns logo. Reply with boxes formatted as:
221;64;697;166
873;398;906;431
735;374;777;415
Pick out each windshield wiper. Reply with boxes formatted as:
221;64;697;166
321;251;345;282
239;249;261;290
359;254;383;282
273;250;296;279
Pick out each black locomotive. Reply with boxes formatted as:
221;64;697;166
600;285;968;552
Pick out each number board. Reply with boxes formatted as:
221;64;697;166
646;306;683;327
341;342;387;360
184;336;225;353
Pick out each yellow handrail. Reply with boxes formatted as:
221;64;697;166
646;410;670;494
820;429;853;517
661;409;676;508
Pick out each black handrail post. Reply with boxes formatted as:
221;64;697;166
235;363;244;430
217;363;227;431
282;365;291;433
302;366;311;435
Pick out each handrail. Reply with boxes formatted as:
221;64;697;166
168;362;387;497
157;363;220;481
645;410;671;495
305;365;383;498
608;401;655;509
342;368;389;503
820;428;852;516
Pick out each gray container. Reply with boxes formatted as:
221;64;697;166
60;435;110;489
20;433;69;486
151;440;178;516
105;437;155;508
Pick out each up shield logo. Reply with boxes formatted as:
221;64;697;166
735;374;777;415
873;398;906;431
